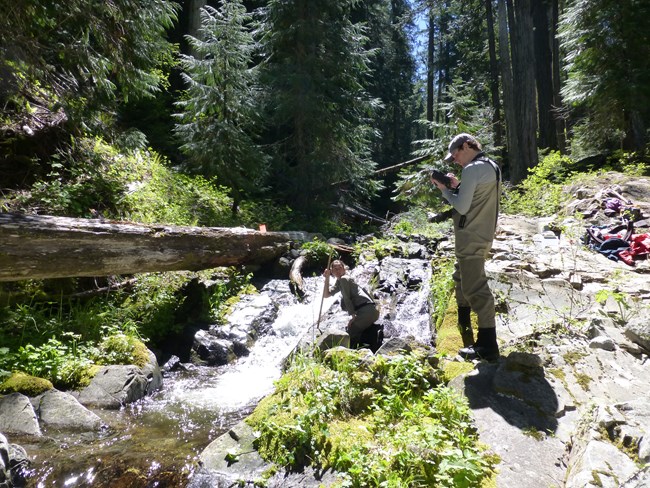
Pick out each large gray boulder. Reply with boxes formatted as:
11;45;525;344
0;393;41;436
191;330;236;366
191;294;279;365
189;420;342;488
32;390;103;431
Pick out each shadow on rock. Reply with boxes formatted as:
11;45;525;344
454;352;560;434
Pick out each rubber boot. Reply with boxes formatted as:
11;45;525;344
459;327;499;362
458;306;474;347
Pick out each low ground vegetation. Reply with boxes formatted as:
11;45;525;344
0;268;254;391
247;348;496;487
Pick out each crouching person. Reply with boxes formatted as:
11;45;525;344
323;260;382;352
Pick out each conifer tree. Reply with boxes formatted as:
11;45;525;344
175;2;267;213
258;0;381;215
356;0;417;169
559;0;650;153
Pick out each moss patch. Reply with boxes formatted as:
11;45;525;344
440;359;475;383
0;371;53;396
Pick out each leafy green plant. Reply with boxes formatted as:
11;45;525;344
353;237;404;262
4;335;95;390
502;151;577;217
594;289;637;324
247;349;494;487
205;268;257;324
393;219;414;235
300;239;338;266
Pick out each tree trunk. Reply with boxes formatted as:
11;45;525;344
0;214;297;282
551;0;566;152
437;1;451;124
485;0;503;154
427;5;435;139
509;0;538;183
497;0;517;180
188;1;207;37
533;0;557;150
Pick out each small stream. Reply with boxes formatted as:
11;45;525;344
15;257;433;487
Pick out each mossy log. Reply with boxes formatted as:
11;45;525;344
0;213;300;282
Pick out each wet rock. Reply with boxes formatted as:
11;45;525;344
315;328;350;352
378;257;429;291
192;330;236;366
193;420;268;487
191;420;343;488
161;354;181;374
0;393;41;436
32;390;103;431
0;433;30;488
72;350;162;409
272;255;293;276
212;294;279;342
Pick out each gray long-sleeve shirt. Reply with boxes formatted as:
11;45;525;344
330;275;373;314
440;155;501;258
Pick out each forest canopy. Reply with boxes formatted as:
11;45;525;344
1;0;649;228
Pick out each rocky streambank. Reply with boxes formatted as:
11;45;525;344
192;173;650;487
450;173;650;488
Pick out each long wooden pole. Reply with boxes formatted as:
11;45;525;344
315;251;333;333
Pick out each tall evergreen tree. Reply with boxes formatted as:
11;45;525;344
485;0;503;153
351;0;418;216
258;0;381;215
533;0;557;151
175;2;267;212
551;0;566;152
497;0;517;177
426;3;436;139
356;0;417;170
416;1;495;146
560;0;650;153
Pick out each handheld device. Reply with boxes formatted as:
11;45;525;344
430;169;452;188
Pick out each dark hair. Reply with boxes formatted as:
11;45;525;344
466;139;481;151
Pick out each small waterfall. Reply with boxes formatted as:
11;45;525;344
151;277;336;413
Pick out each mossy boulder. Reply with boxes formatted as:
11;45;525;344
0;372;53;396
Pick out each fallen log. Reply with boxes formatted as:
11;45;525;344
0;213;299;282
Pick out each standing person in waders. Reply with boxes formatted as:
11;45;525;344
431;133;501;361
